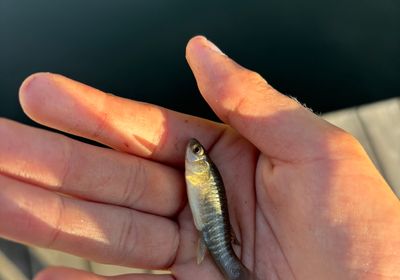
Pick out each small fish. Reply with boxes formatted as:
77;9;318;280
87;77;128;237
185;138;251;280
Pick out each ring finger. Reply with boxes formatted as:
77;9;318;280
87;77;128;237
0;174;179;269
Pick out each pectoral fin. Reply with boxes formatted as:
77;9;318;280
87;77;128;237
197;237;207;264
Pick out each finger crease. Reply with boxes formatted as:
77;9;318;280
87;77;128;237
228;93;248;126
59;137;73;192
90;93;111;139
207;125;229;154
47;195;66;249
120;162;136;206
123;160;146;208
114;211;137;265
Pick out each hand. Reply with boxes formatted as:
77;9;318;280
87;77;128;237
0;36;399;280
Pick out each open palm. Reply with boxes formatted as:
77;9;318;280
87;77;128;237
0;36;399;280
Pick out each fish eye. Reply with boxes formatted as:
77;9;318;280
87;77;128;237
192;144;203;155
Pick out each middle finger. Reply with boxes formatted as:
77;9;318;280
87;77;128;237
0;119;185;217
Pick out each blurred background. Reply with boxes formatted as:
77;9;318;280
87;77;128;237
1;0;399;125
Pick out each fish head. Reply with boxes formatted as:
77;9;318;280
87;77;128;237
185;138;209;175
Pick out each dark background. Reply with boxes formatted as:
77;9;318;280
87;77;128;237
1;0;399;126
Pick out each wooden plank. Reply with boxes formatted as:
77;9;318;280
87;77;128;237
89;262;162;276
28;247;91;275
0;239;31;280
323;108;382;172
323;98;400;197
0;250;29;280
357;98;400;197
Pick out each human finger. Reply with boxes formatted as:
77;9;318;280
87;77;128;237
185;36;362;162
35;267;174;280
0;175;179;269
19;73;225;165
0;118;185;217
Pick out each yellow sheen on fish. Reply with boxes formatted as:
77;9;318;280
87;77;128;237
185;138;251;280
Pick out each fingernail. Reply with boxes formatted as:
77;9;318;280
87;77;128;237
197;36;225;55
186;35;230;83
205;38;225;55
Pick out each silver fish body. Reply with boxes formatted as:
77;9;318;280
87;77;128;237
185;138;250;280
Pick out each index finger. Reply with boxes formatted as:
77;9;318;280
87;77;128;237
19;73;226;165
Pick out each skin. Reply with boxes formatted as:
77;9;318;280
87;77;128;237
0;36;399;280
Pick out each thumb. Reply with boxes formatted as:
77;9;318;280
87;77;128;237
186;36;353;162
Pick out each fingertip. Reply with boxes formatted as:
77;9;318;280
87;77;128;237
185;35;205;70
185;35;206;57
19;72;53;102
18;72;100;131
186;36;240;104
185;35;227;68
185;35;206;51
19;72;56;121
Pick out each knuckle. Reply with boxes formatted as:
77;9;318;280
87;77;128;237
59;137;73;191
241;70;271;92
215;69;271;100
91;112;108;138
336;130;361;147
243;70;264;83
329;129;367;158
90;92;111;139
